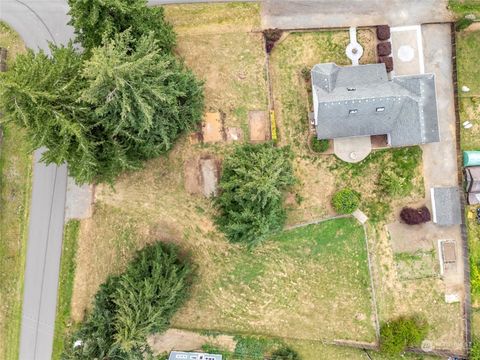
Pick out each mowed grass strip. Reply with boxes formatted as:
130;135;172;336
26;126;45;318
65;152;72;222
52;220;80;360
0;23;31;360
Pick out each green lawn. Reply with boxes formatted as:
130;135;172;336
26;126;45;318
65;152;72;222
172;217;376;342
449;0;480;17
52;220;80;360
457;30;480;150
0;23;31;360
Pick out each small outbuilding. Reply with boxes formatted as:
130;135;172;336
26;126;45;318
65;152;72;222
468;192;480;205
465;166;480;193
430;187;462;226
168;351;222;360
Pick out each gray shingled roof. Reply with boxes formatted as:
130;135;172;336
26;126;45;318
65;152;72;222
431;187;462;226
311;63;440;147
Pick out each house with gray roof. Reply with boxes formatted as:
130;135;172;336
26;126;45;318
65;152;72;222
431;187;462;226
311;63;439;147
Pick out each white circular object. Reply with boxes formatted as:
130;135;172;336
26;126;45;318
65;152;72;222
421;340;433;352
463;120;470;126
462;85;471;93
350;151;357;160
465;123;473;129
346;42;364;65
397;45;415;62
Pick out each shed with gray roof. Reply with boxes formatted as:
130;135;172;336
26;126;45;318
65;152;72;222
311;63;439;147
431;187;462;226
168;351;222;360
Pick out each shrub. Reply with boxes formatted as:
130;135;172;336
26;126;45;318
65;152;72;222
379;316;429;356
376;25;390;41
63;243;191;358
471;338;480;360
332;188;360;214
300;66;311;82
456;17;474;31
378;147;422;197
310;137;329;153
215;143;296;246
377;42;392;56
400;206;431;225
264;29;283;53
271;347;301;360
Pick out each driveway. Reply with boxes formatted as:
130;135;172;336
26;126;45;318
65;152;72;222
262;0;453;29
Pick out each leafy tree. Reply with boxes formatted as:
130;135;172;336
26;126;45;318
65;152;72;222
62;242;191;358
67;0;176;53
1;33;204;184
379;316;428;356
216;143;296;246
332;188;360;214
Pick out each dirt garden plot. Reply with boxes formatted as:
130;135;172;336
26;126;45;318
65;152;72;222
248;110;269;142
184;155;221;197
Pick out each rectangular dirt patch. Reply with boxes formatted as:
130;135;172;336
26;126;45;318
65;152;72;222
202;112;224;143
249;110;269;143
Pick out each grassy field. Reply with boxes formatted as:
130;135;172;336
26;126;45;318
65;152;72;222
457;30;480;150
449;0;480;17
68;11;378;343
164;3;267;134
0;22;31;360
52;220;80;360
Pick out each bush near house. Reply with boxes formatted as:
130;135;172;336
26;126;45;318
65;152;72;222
400;206;431;225
215;143;296;246
271;347;301;360
62;242;191;359
310;137;329;153
332;188;360;214
379;316;429;356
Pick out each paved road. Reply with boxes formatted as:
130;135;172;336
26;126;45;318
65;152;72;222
262;0;453;29
1;1;73;359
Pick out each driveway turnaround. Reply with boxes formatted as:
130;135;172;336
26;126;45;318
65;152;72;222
261;0;453;29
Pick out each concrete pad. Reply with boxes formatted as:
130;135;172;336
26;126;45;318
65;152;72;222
249;110;269;143
333;136;372;163
202;112;224;143
226;127;243;142
65;178;93;220
390;26;423;75
353;209;368;224
200;158;219;197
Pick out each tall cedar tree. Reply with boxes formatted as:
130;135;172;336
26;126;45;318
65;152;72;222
0;33;203;184
216;143;296;246
62;243;191;358
0;45;95;177
67;0;176;53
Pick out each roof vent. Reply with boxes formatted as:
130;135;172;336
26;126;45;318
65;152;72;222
349;109;358;114
347;87;356;91
376;107;385;112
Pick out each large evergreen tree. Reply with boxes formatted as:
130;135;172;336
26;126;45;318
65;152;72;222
67;0;176;53
216;143;296;246
62;243;191;359
0;33;203;184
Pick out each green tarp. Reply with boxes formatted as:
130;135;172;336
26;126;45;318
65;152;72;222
464;151;480;167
